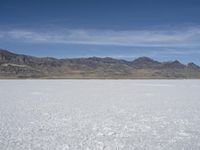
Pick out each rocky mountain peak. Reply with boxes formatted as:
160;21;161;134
131;57;161;69
187;62;200;70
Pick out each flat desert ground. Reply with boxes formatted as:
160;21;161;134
0;80;200;150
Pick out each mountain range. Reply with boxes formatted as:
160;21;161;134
0;49;200;79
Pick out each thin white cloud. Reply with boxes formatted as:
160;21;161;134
1;26;200;47
157;49;200;55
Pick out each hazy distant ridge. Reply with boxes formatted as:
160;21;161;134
0;49;200;79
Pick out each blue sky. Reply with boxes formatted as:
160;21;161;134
0;0;200;64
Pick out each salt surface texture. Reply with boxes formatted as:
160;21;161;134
0;80;200;150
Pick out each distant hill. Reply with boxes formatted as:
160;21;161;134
0;49;200;79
